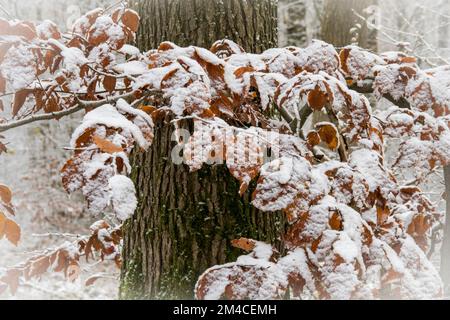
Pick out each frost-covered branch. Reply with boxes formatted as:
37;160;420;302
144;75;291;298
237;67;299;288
0;90;162;133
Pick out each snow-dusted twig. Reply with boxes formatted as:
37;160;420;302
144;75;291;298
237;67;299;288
0;90;162;133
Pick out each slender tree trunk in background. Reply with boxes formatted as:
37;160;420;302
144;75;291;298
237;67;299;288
441;166;450;293
312;0;377;126
278;0;307;47
320;0;377;50
120;0;285;300
439;2;450;295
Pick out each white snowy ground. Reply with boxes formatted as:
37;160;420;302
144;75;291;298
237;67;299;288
0;117;118;300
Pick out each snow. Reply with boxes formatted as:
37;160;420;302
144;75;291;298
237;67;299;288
278;248;315;295
195;47;224;66
0;44;37;91
211;39;245;57
349;148;395;196
261;48;303;78
118;44;140;57
72;8;103;34
251;72;288;110
398;236;442;299
36;20;59;40
48;38;89;66
47;38;89;92
83;152;111;179
113;60;148;76
298;40;342;79
333;232;359;263
373;64;409;101
108;175;137;221
236;242;274;267
253;157;312;212
195;264;234;300
116;98;153;128
300;197;334;241
342;45;386;81
90;16;125;44
70;104;151;150
385;109;414;128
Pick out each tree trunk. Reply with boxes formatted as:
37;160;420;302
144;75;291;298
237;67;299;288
278;0;307;47
134;0;277;52
313;0;377;126
439;3;450;295
120;0;284;300
320;0;377;50
441;165;450;293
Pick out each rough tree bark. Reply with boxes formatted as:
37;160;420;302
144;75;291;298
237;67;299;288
133;0;277;53
120;0;285;300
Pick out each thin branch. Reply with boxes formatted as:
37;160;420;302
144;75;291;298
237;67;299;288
349;79;411;109
298;105;313;139
324;104;348;163
0;90;161;133
0;3;13;19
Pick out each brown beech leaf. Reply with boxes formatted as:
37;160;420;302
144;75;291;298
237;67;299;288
103;76;116;93
339;48;350;75
93;135;123;154
12;90;31;117
53;250;69;273
0;75;5;94
121;9;140;32
231;238;256;252
400;56;417;64
66;263;80;282
376;205;390;225
138;105;156;115
307;85;329;110
111;8;122;23
28;256;51;278
0;184;12;204
1;269;21;295
234;66;255;79
0;212;6;239
0;18;9;32
9;22;36;41
85;275;101;287
44;95;60;113
4;219;20;246
316;122;339;150
0;141;7;155
329;211;343;231
307;131;321;147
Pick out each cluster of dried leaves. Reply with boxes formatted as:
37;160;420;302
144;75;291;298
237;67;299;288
0;6;139;117
341;47;450;182
0;184;20;246
0;220;120;295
